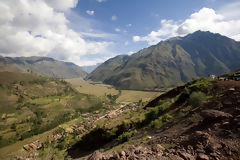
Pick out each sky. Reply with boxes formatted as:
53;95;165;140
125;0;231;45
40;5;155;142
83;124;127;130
0;0;240;66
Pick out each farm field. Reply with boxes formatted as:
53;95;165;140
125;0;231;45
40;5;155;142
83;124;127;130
66;78;162;103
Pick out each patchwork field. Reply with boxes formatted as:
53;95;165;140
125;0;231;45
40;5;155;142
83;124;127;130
66;78;161;103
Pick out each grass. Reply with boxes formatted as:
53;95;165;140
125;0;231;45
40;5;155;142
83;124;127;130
0;127;53;160
0;70;104;151
66;78;161;103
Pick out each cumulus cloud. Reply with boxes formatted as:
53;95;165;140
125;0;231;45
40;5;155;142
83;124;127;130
133;7;240;45
111;15;117;21
133;19;179;45
45;0;78;11
86;10;94;16
0;0;113;66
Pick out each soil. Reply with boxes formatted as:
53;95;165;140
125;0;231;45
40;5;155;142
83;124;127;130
81;80;240;160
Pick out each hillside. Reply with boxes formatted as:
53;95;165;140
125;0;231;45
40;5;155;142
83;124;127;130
0;56;87;79
87;55;129;82
68;73;240;160
87;31;240;90
0;66;101;151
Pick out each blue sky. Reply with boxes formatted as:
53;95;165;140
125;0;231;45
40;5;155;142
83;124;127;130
0;0;240;66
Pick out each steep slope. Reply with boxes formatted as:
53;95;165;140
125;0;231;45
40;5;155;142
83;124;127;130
0;66;101;148
87;55;129;82
69;75;240;160
88;31;240;90
0;56;87;79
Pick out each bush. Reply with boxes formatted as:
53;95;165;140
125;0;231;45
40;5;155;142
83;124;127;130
145;107;159;123
150;119;161;128
162;114;172;123
189;92;207;108
117;129;138;143
158;101;170;113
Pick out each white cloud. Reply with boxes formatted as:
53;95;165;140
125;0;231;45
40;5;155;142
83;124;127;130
96;0;107;3
127;51;134;55
133;7;240;45
45;0;78;11
111;15;117;21
124;41;129;46
0;0;113;66
86;10;94;16
126;24;132;27
133;19;179;45
115;28;121;32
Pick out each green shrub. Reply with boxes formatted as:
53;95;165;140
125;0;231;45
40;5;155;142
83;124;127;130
145;107;159;123
117;129;138;143
189;91;207;108
162;114;172;123
158;101;170;113
150;118;162;128
117;120;130;134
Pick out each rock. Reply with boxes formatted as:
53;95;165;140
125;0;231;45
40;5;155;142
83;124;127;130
200;110;232;120
178;151;195;160
197;153;209;160
208;142;222;152
168;154;184;160
119;150;126;157
195;131;210;139
151;144;165;153
88;151;103;160
112;151;120;159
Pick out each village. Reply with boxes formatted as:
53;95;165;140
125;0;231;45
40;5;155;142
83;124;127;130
22;102;142;153
21;71;240;153
210;72;240;81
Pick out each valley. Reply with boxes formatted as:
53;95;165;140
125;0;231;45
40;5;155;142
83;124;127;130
0;31;240;160
0;64;161;159
66;78;161;103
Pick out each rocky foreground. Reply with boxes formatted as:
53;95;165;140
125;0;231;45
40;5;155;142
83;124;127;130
87;81;240;160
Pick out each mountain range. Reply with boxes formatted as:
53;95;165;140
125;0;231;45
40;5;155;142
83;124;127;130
0;56;87;79
87;31;240;90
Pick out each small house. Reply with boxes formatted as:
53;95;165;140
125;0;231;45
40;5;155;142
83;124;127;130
209;75;216;79
233;73;240;81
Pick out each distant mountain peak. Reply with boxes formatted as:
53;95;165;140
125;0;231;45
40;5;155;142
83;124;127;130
0;56;87;79
88;31;240;90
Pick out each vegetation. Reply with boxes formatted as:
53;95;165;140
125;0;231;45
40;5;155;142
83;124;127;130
189;91;207;108
66;78;160;103
0;56;87;79
117;129;138;143
88;31;240;90
0;68;102;149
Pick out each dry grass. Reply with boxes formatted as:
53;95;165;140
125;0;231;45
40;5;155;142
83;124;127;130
66;78;161;103
0;129;53;160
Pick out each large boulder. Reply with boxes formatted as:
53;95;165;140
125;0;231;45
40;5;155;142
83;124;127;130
88;151;103;160
200;109;232;120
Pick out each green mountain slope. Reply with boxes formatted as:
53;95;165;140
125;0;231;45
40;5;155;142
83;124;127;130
0;56;87;79
87;31;240;90
87;55;129;82
0;65;101;148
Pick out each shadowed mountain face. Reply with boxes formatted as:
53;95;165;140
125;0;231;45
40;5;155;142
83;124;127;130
0;56;87;79
87;31;240;90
